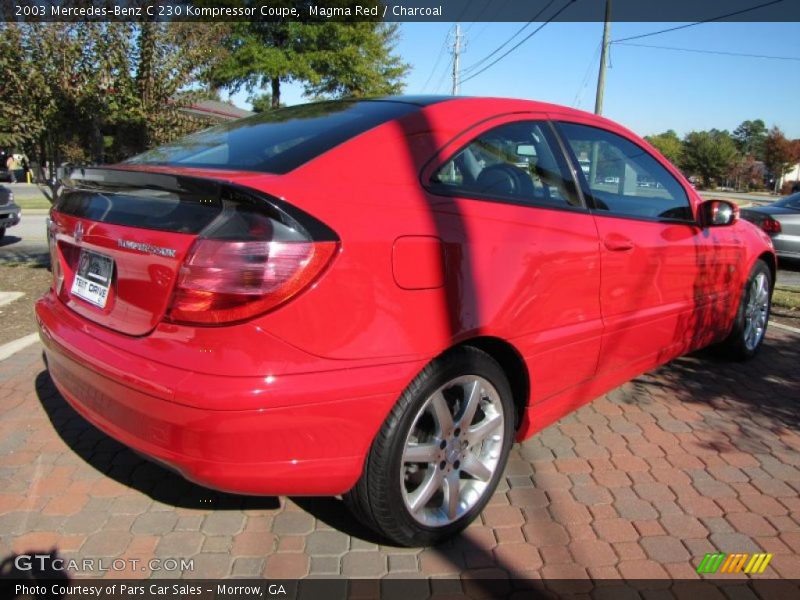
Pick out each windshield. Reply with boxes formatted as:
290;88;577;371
126;100;419;174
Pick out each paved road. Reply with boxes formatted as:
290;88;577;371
697;191;776;206
0;328;798;585
0;212;48;265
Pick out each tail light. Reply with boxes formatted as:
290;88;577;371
168;188;338;325
760;217;781;235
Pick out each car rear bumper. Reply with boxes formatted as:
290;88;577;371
35;291;425;495
772;234;800;259
0;202;20;228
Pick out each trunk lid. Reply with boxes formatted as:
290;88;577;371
50;168;231;335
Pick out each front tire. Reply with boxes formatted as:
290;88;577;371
344;346;515;546
719;259;772;360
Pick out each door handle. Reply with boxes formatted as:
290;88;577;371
603;235;634;252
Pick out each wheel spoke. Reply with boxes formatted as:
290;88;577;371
404;443;439;464
408;468;443;513
468;413;503;446
458;379;482;429
430;391;454;434
443;471;460;520
461;453;492;482
401;374;507;528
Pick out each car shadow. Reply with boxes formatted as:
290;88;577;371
0;550;71;598
0;245;50;267
0;235;23;247
778;257;800;273
34;368;279;511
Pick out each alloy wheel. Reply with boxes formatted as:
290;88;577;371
400;375;505;527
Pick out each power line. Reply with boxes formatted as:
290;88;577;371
463;1;493;35
421;27;451;93
611;0;786;45
433;57;454;94
616;42;800;62
572;42;602;108
460;23;533;75
460;0;558;75
459;0;577;86
468;0;514;46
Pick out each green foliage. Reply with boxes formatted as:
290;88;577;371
249;93;278;113
644;130;683;167
302;23;408;99
0;21;228;200
732;119;767;159
681;129;739;188
210;13;408;108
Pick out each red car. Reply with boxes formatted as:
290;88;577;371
36;97;775;546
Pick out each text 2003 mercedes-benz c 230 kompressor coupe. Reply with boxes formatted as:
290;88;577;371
36;97;775;546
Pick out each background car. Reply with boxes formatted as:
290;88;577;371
741;192;800;259
36;97;774;546
0;185;21;240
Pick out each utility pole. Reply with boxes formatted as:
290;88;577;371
451;24;462;95
594;0;612;115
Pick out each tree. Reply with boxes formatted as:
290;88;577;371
0;21;228;201
302;23;408;99
728;155;765;191
682;129;739;188
644;130;683;167
249;93;279;113
211;17;408;108
732;119;767;159
763;126;800;192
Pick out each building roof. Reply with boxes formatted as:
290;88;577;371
180;100;254;121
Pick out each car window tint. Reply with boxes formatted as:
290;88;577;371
430;121;581;208
557;122;692;221
126;100;419;174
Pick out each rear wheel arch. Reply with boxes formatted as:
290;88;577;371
756;251;777;292
455;336;529;430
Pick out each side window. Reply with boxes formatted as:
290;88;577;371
429;121;581;208
557;122;693;221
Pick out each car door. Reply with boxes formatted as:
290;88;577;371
422;117;603;403
554;119;734;375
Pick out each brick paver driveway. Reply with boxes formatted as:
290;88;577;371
1;328;798;587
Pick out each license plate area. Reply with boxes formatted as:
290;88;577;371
71;249;114;308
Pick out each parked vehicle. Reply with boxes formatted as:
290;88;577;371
0;186;21;240
740;192;800;259
36;97;775;546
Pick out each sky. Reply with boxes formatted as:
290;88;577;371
230;21;800;139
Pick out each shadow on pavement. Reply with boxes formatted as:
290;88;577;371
0;550;70;598
34;369;279;511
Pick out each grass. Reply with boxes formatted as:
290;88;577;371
15;195;52;210
773;285;800;311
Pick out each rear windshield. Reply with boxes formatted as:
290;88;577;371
125;100;418;174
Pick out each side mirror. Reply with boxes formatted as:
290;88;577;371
699;199;738;227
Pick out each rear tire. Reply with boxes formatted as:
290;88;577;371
718;259;771;360
0;227;5;241
344;346;515;546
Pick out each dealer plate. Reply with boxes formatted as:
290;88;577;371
71;249;113;308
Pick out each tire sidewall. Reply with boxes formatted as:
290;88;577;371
729;260;772;359
378;348;515;546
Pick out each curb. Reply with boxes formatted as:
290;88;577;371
0;333;39;361
770;321;800;335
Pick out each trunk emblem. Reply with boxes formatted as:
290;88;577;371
74;222;83;243
117;239;177;258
